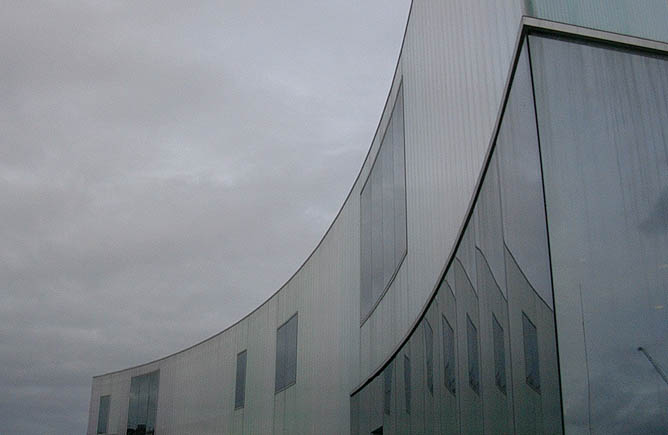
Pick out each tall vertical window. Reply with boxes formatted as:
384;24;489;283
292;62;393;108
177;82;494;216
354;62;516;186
383;361;393;415
275;313;298;393
97;395;110;434
467;315;480;395
235;350;247;409
360;84;407;322
127;370;159;435
403;354;411;414
492;314;507;394
424;319;434;394
522;312;540;393
442;315;456;396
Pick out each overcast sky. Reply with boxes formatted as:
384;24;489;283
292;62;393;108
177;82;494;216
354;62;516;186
0;1;410;433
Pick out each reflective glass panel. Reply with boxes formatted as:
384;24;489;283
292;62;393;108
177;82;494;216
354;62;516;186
467;315;480;395
531;34;668;433
97;395;110;434
275;313;298;393
442;315;456;396
126;371;159;435
360;85;407;321
492;314;506;395
235;350;247;409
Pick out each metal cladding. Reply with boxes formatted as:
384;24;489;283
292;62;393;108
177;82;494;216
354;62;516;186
88;1;668;434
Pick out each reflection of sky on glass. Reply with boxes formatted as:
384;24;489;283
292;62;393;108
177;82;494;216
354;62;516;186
532;35;668;434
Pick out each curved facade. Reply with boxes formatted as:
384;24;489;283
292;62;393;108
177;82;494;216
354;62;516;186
88;2;668;434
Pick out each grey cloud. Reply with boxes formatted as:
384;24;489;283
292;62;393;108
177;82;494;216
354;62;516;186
1;0;410;432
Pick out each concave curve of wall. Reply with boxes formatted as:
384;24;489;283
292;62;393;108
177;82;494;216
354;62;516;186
88;1;526;433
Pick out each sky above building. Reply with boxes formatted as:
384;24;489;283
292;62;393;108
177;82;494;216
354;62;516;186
0;1;410;432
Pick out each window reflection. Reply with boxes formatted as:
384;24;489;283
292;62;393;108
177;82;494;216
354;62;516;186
127;371;159;435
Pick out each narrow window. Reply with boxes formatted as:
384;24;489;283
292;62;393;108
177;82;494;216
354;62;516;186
442;315;456;396
275;313;298;393
403;354;411;414
360;84;407;322
467;315;480;395
522;312;541;393
492;314;507;394
235;350;247;409
424;319;434;394
383;361;393;415
97;395;110;434
127;370;159;435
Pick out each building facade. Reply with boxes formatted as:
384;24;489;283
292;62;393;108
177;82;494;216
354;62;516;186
88;1;668;434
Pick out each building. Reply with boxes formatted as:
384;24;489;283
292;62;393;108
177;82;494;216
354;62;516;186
87;1;668;434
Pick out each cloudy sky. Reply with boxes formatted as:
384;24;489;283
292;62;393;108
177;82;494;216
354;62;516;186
1;1;410;433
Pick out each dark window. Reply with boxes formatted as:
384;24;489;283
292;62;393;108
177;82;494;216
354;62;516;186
522;312;540;393
275;313;298;393
383;361;393;415
371;426;384;435
467;315;480;395
442;315;456;396
492;314;507;394
360;85;407;322
424;319;434;394
403;354;411;414
127;370;159;435
97;395;110;434
235;350;247;409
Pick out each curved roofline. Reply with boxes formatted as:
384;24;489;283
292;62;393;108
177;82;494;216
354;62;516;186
94;1;416;379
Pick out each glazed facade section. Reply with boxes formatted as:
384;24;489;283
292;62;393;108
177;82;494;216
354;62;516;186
87;1;668;434
351;34;668;434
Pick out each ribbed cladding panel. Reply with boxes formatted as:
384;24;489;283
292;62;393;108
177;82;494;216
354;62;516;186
359;0;523;379
526;0;668;43
88;0;526;433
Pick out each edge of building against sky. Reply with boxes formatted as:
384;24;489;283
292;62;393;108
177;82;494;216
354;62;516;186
89;1;668;434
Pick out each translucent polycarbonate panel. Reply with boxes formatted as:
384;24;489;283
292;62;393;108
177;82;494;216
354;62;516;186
466;315;480;395
423;319;434;395
492;315;506;395
127;371;159;435
275;313;298;393
360;86;407;321
235;350;247;409
522;313;540;393
496;40;552;308
403;354;411;415
526;0;668;43
383;361;393;415
441;315;456;396
531;34;668;434
97;395;110;434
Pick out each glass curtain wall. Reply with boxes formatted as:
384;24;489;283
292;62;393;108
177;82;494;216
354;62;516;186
351;41;562;434
531;34;668;434
352;31;667;435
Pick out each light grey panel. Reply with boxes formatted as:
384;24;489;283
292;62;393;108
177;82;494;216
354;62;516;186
531;34;668;434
